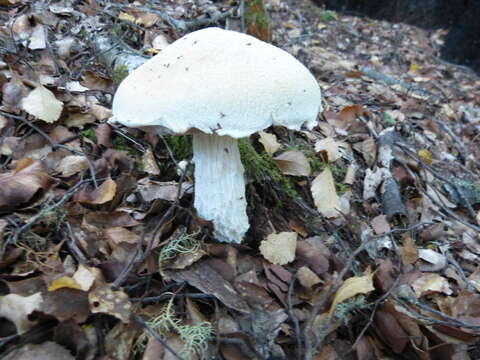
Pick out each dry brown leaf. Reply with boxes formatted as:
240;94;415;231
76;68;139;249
339;104;367;123
21;85;63;123
329;273;375;315
258;131;281;155
311;168;340;218
137;179;191;202
297;266;322;288
142;147;160;175
371;214;390;235
95;123;112;147
76;179;117;205
401;235;419;264
80;70;113;92
0;158;53;209
411;273;452;297
315;137;342;162
55;155;88;177
273;150;311;176
259;232;297;265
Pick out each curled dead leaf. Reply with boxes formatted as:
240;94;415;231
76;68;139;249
76;179;117;205
311;168;340;218
273;150;311;176
329;273;375;315
0;158;53;209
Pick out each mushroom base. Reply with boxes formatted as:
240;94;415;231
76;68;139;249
193;133;249;243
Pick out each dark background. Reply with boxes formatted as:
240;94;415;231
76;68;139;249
315;0;480;73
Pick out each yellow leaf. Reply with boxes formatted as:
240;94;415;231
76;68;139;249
48;276;82;291
329;273;375;315
118;12;136;23
418;149;432;166
409;62;421;73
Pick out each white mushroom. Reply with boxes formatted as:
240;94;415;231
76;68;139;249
110;27;322;243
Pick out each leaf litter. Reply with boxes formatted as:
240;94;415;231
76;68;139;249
0;0;480;359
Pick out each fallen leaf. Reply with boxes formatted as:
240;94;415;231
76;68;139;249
371;214;390;235
89;284;132;323
76;179;117;205
329;273;375;315
401;235;419;265
258;131;281;155
48;276;83;291
297;266;322;288
259;232;297;265
411;273;452;297
55;155;88;177
0;158;53;209
137;179;191;202
0;292;43;333
273;150;311;176
21;85;63;123
311;168;340;217
315;137;342;162
142;147;160;175
3;341;75;360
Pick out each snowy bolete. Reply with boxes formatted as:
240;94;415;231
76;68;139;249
110;27;322;243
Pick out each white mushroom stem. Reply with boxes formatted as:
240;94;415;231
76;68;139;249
192;133;249;243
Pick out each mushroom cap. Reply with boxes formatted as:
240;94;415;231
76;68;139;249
112;27;322;138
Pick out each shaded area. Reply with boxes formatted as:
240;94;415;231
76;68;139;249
315;0;480;73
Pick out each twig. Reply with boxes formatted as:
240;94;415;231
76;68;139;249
131;293;214;303
110;126;146;153
303;221;433;360
2;178;100;259
443;248;476;292
286;276;302;360
65;222;89;264
352;277;400;348
396;142;476;218
359;66;440;103
134;315;187;360
395;296;480;330
111;165;188;290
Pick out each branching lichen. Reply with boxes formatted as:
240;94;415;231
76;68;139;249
136;296;214;359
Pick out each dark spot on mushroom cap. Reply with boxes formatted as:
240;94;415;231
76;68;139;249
185;67;189;71
177;55;183;59
303;89;306;92
193;40;198;45
246;42;252;46
287;102;292;106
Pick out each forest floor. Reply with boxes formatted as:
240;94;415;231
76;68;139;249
1;0;480;359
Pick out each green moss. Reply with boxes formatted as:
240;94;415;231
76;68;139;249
165;135;193;161
111;64;129;85
113;136;137;156
319;10;338;22
239;139;298;202
82;128;97;142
